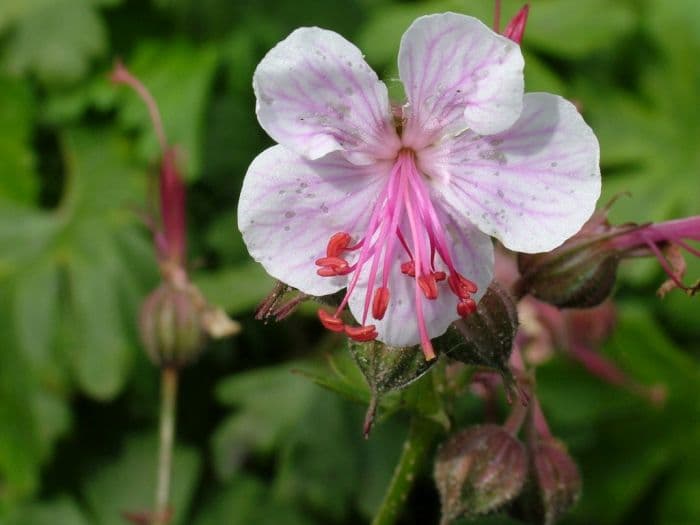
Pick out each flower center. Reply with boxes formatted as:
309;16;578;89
316;149;478;360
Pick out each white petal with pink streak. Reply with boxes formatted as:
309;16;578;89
424;93;601;253
398;13;524;146
238;145;391;296
253;27;400;164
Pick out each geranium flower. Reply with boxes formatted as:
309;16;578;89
238;13;600;359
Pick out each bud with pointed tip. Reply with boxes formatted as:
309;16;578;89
349;339;436;436
434;424;528;524
516;210;700;307
529;438;582;525
503;5;530;44
442;283;519;387
516;238;620;308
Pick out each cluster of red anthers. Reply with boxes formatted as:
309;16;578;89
315;229;479;345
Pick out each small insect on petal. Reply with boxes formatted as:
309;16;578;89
345;324;378;341
318;309;345;332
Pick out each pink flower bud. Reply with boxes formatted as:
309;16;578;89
503;5;530;44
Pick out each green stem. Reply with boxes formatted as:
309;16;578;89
153;367;178;525
371;417;441;525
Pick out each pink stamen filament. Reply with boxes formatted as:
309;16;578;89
608;216;700;286
317;149;478;357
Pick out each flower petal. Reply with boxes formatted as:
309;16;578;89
253;27;400;164
238;145;391;296
348;209;493;347
398;12;524;146
424;93;601;253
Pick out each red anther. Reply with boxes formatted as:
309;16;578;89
461;276;478;294
345;324;378;342
372;287;390;320
334;265;354;275
418;275;439;300
315;256;349;269
326;232;351;257
317;267;339;277
433;271;447;282
401;261;416;276
448;273;478;298
318;309;345;332
457;298;478;317
317;266;353;277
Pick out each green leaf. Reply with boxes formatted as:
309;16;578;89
82;432;201;525
212;364;317;479
658;459;700;525
0;75;36;204
0;285;43;502
580;0;700;228
2;0;107;86
273;392;362;522
12;260;62;383
64;247;134;400
193;262;273;316
1;124;151;406
54;128;149;399
192;475;313;525
0;0;54;34
524;0;636;58
293;350;372;405
4;497;90;525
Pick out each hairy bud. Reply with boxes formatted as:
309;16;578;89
139;283;206;368
434;425;528;524
442;283;519;384
531;438;582;525
349;339;436;436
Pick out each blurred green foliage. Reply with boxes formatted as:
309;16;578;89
0;0;698;524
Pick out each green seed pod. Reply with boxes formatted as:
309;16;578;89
139;282;206;368
434;424;528;524
516;239;620;308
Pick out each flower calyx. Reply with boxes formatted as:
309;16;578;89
434;424;528;524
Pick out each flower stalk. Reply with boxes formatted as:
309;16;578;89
154;367;178;525
371;417;441;525
111;59;239;524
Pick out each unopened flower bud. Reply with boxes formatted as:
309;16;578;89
529;438;582;525
442;283;519;381
139;283;206;368
516;238;620;308
434;424;528;524
349;339;436;436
